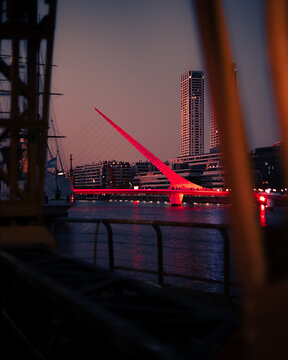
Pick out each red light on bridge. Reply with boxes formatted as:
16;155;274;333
259;195;266;203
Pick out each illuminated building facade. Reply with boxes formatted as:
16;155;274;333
252;143;284;189
133;161;157;174
72;161;133;189
180;70;204;157
169;151;225;189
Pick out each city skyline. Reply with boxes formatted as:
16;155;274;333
51;0;279;168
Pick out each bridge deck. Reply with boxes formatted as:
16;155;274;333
73;188;230;196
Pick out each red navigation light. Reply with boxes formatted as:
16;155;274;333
259;195;266;203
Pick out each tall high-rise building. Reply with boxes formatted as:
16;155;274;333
180;70;204;157
210;63;237;151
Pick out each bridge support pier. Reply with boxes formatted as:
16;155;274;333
168;193;184;206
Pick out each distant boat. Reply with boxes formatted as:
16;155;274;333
43;84;73;218
44;156;73;218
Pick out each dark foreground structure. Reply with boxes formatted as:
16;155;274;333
0;243;238;359
1;1;288;359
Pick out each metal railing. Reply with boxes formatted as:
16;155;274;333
53;218;237;299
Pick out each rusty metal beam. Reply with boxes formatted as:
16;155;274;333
0;16;52;40
0;0;57;232
0;119;47;129
193;0;267;297
0;58;32;99
193;1;288;358
0;168;27;200
38;0;57;203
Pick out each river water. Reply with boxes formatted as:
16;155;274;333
52;199;287;295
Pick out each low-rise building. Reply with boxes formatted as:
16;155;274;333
252;143;285;189
70;144;285;191
72;161;133;189
169;150;225;189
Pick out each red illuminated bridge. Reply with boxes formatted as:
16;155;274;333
72;107;270;206
73;188;230;204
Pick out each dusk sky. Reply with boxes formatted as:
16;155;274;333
50;0;279;169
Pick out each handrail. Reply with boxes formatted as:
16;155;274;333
53;218;235;299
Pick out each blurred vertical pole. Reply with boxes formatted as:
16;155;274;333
193;0;267;298
38;0;57;210
10;38;19;201
266;0;288;187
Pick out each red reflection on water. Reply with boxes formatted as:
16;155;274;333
134;252;143;268
131;223;144;269
260;204;266;227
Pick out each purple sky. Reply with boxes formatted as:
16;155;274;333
50;0;279;169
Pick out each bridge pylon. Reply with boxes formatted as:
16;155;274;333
168;192;184;206
94;107;204;205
